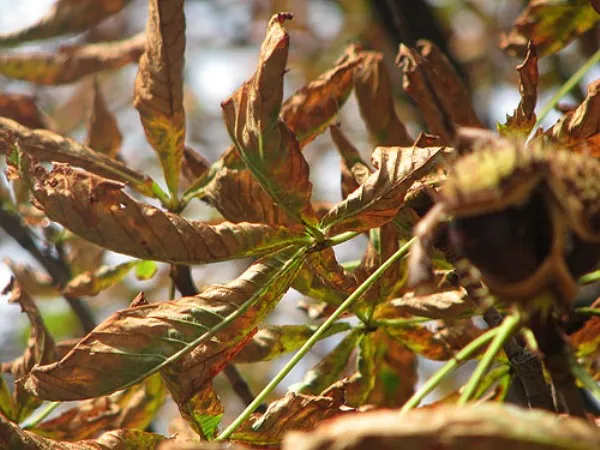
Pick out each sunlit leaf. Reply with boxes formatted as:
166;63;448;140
233;322;351;364
22;252;304;400
499;42;539;136
175;382;223;440
501;0;600;57
231;392;352;447
0;93;50;129
391;290;473;320
25;162;309;264
86;81;122;159
283;403;600;450
135;261;158;280
398;41;482;143
0;0;133;47
222;13;317;228
134;0;186;198
63;260;139;297
320;146;444;235
0;33;145;85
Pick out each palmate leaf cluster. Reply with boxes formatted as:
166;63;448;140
0;1;599;449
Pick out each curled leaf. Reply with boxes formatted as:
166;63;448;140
175;382;223;440
22;253;304;400
0;33;145;85
134;0;186;198
283;403;600;450
181;146;210;186
27;163;308;264
63;260;139;297
86;81;122;158
0;0;133;47
330;124;371;200
500;0;600;57
320;146;444;235
391;290;473;320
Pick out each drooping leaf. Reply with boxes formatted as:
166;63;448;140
231;392;353;447
134;0;186;198
391;290;473;320
25;162;308;264
350;46;412;146
283;403;600;450
0;93;50;129
280;52;360;147
222;13;317;228
330;124;371;200
499;41;539;136
397;41;482;143
86;81;122;159
320;146;444;235
0;416;165;450
0;0;133;47
22;252;305;401
501;0;600;57
233;322;351;364
0;33;145;85
544;79;600;154
30;374;165;441
63;260;139;297
0;117;156;198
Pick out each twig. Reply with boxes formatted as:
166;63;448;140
0;207;96;333
169;264;264;412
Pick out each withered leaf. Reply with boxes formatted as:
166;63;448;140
391;290;473;320
0;117;155;198
174;382;223;440
499;42;539;136
233;322;350;364
330;124;371;200
0;416;166;450
0;93;50;129
500;0;600;57
283;403;600;450
0;33;145;85
222;13;317;228
281;53;360;147
320;146;443;235
181;146;210;187
27;163;308;264
0;0;133;47
351;47;412;146
3;260;58;298
570;316;600;358
231;392;352;447
398;41;482;144
86;81;122;159
134;0;186;198
63;260;141;297
22;253;304;400
304;249;357;294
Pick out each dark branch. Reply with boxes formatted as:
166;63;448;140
0;206;96;333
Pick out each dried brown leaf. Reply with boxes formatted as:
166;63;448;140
500;0;600;57
86;81;122;158
0;33;145;85
0;93;49;129
570;316;600;358
232;392;353;447
391;290;473;320
134;0;186;197
63;261;139;297
174;382;223;440
181;146;210;186
330;124;371;200
22;253;304;401
320;146;444;235
283;403;600;450
398;41;482;143
0;0;133;47
3;260;58;298
26;163;308;264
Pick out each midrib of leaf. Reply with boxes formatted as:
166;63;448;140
102;245;307;393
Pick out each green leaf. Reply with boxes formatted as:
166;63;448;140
135;261;158;280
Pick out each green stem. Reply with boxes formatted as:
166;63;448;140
325;231;360;247
400;326;500;413
579;270;600;285
341;259;361;271
151;181;171;209
568;351;600;402
215;238;415;441
21;402;60;429
531;47;600;135
458;312;522;405
574;307;600;317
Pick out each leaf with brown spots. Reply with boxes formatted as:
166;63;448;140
0;93;50;129
499;42;539;136
320;146;444;235
222;13;317;229
350;47;412;146
397;41;482;144
86;81;122;159
21;252;305;401
134;0;186;199
169;382;223;440
283;403;600;450
0;33;144;85
501;0;600;57
0;0;133;47
281;52;360;148
231;392;353;447
25;162;308;264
